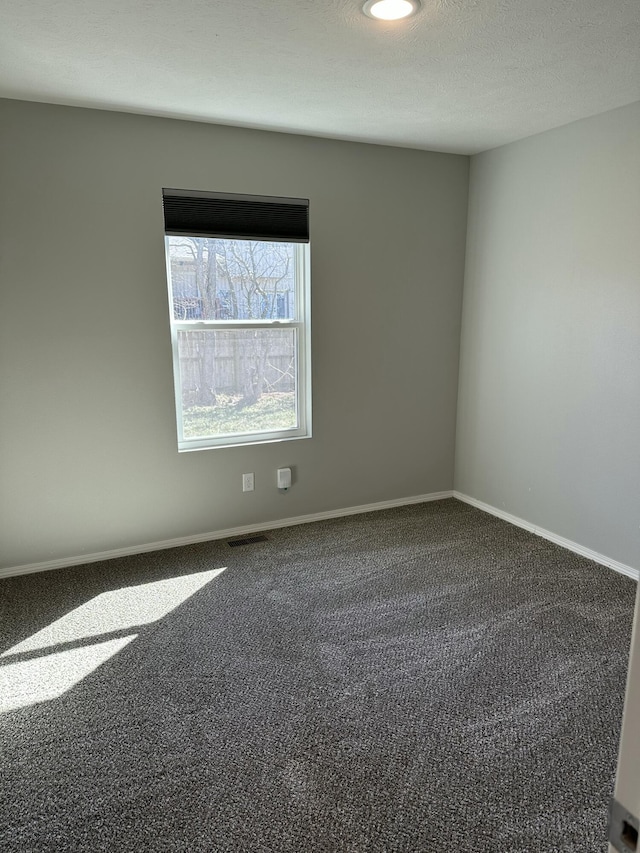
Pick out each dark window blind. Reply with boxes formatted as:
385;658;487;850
163;189;309;243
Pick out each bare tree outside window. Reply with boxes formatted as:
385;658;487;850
166;236;306;446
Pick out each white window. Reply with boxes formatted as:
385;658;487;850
163;190;311;451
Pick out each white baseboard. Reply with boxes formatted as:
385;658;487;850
453;491;639;581
6;490;635;583
0;490;454;580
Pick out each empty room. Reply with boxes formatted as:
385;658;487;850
1;1;639;851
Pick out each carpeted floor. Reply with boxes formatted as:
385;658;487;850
0;499;636;852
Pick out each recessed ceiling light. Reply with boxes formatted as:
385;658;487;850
362;0;421;20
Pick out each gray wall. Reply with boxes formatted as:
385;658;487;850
455;102;640;568
0;99;469;569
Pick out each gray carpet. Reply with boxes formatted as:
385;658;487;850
0;499;636;852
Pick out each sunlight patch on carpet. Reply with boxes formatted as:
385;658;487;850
0;567;226;712
0;635;137;713
2;567;226;657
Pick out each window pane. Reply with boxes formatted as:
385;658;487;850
177;329;298;439
168;237;296;321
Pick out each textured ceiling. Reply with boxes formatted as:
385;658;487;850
1;0;639;153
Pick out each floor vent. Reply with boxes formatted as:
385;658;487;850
227;534;270;547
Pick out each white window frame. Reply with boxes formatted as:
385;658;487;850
165;239;311;452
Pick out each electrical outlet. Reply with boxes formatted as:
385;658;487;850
242;473;254;492
277;468;292;490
